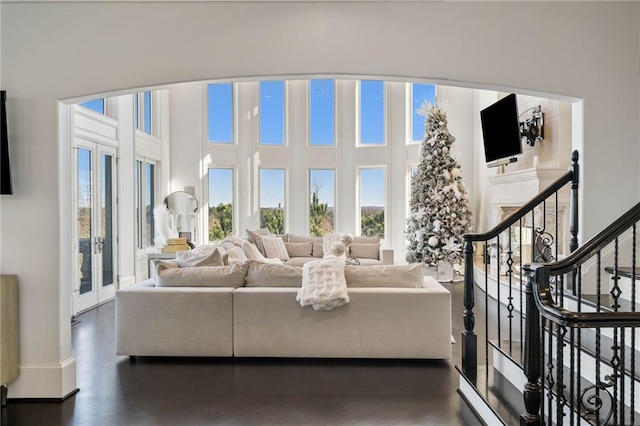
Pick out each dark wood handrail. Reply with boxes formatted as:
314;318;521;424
528;262;640;328
545;201;640;275
463;169;574;243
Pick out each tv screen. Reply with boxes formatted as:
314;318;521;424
1;90;12;194
480;93;522;163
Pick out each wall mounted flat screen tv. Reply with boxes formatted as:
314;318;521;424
1;90;12;194
480;93;522;164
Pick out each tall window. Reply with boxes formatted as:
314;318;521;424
135;160;156;249
134;91;153;135
309;169;335;236
259;81;285;146
309;80;335;146
144;91;152;135
80;98;105;115
411;83;436;142
208;168;234;240
259;169;285;233
207;83;233;143
359;168;385;238
359;80;385;145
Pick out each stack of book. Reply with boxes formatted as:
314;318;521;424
161;238;190;253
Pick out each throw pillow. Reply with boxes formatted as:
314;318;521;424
245;260;303;287
223;235;246;247
344;264;423;288
154;261;249;287
245;228;271;244
227;246;249;264
349;243;380;260
176;247;225;268
241;241;283;265
261;236;290;261
285;242;313;258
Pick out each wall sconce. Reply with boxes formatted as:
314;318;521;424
519;106;544;146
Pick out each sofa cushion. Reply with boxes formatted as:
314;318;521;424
155;261;249;287
245;261;303;287
345;264;423;288
245;228;272;244
241;241;283;265
312;237;324;258
349;243;380;260
355;258;383;267
353;235;381;244
284;257;316;267
176;246;225;267
287;233;313;243
285;242;313;258
262;236;290;261
227;246;248;264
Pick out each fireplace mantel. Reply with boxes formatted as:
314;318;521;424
488;168;568;207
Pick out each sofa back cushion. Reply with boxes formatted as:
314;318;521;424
155;261;249;287
353;236;380;244
245;261;303;287
287;233;313;243
345;264;423;288
312;237;324;258
285;242;313;258
349;243;380;260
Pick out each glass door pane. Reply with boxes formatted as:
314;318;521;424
101;153;114;287
77;148;93;296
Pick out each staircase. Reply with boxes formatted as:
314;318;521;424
458;150;640;425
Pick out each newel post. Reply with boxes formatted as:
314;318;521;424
569;150;579;253
461;237;477;378
520;265;545;426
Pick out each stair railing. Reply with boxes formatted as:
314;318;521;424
462;150;580;380
523;201;640;425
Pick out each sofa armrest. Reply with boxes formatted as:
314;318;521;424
380;247;394;265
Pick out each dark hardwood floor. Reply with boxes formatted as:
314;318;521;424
2;282;477;426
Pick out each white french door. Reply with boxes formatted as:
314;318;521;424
74;142;118;315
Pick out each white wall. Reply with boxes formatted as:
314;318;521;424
0;1;638;398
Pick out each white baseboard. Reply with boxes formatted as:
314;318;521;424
7;356;77;399
118;275;137;289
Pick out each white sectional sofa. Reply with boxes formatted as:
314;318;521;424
115;263;452;360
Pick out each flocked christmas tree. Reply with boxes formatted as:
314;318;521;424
406;103;472;267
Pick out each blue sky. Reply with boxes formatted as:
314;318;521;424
83;81;435;210
206;80;435;209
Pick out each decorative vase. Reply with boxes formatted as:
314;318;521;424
423;263;439;278
436;260;454;282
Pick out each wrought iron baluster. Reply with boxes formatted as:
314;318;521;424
613;239;620;425
547;320;555;424
497;234;501;349
557;324;567;426
620;327;626;426
570;327;575;426
632;223;637;425
485;242;489;384
520;218;524;365
507;227;514;355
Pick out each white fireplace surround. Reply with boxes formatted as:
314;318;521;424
489;167;571;257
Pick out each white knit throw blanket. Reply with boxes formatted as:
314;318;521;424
297;259;349;311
